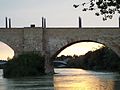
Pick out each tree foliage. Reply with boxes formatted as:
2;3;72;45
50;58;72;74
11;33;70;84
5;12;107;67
3;52;45;78
56;47;120;72
73;0;120;20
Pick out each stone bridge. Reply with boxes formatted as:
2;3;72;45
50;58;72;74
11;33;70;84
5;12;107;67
0;27;120;73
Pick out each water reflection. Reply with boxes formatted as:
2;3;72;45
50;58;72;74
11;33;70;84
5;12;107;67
0;69;54;90
0;69;120;90
5;76;54;90
54;68;120;90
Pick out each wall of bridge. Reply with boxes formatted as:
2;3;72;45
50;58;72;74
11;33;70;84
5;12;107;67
22;28;43;53
0;27;120;58
0;28;43;57
46;28;120;58
0;28;23;56
0;27;119;73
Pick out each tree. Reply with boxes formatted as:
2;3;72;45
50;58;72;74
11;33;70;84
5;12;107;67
7;57;11;61
3;52;45;78
73;0;120;20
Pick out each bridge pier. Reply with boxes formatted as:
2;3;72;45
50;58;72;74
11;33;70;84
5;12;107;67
44;54;54;74
42;17;54;74
13;51;24;58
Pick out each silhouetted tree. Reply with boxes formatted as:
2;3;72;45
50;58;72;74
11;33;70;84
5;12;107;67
56;46;120;72
3;52;45;78
73;0;120;20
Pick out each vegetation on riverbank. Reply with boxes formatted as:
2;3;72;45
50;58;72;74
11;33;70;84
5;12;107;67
0;60;7;69
3;52;45;78
56;47;120;72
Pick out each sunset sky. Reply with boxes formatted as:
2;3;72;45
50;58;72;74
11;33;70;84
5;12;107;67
0;0;119;60
58;42;104;57
0;42;14;60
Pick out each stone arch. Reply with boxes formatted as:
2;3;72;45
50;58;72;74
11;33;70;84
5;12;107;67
0;41;14;59
0;40;15;51
51;40;119;60
0;37;23;58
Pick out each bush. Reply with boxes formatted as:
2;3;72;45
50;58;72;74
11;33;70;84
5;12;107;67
3;52;45;78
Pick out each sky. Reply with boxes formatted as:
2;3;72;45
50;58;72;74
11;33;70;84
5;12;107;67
0;42;14;60
58;42;104;57
0;0;119;27
0;0;119;60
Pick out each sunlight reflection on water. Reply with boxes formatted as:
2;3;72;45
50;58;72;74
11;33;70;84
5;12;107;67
0;69;120;90
54;68;120;90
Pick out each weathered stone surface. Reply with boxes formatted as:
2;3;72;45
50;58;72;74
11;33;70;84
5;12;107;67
46;28;120;58
0;27;119;73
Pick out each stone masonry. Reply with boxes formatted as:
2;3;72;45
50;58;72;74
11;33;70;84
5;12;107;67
0;27;120;73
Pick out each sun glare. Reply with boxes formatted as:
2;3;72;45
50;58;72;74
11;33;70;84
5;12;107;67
58;42;104;57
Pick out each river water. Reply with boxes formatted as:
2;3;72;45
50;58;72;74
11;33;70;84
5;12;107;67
0;68;120;90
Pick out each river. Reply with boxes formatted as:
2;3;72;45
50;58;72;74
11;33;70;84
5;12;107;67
0;68;120;90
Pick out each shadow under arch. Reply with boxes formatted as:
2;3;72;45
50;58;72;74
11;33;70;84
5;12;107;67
0;41;14;60
51;40;107;60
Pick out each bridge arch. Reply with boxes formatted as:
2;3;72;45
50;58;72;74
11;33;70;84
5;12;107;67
0;29;25;57
0;39;19;58
0;41;14;60
51;40;119;60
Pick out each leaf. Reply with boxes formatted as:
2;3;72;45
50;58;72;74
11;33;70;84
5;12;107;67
82;8;87;11
89;8;94;10
82;3;86;6
73;4;79;8
95;13;100;16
